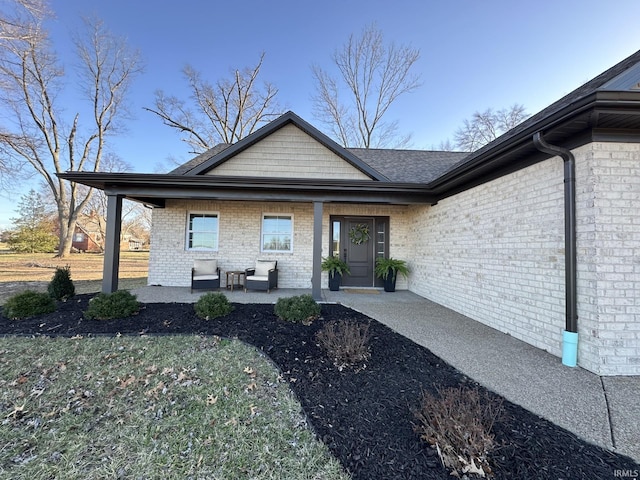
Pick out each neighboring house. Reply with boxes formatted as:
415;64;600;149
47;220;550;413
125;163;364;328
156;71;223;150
61;50;640;376
73;217;148;252
72;223;103;253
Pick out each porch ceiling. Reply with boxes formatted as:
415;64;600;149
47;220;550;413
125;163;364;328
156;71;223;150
57;172;437;206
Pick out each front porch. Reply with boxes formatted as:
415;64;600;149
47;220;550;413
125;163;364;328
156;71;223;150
131;285;389;305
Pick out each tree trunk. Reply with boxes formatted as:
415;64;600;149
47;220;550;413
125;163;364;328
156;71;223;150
56;215;77;258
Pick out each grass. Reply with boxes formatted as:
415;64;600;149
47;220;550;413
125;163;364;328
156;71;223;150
0;335;350;479
0;251;149;305
0;252;349;478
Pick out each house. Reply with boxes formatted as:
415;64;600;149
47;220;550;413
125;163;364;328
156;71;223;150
60;49;640;376
71;223;103;253
71;218;147;252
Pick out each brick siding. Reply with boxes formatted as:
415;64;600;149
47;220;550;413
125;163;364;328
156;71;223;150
149;201;409;290
408;142;640;375
148;141;639;375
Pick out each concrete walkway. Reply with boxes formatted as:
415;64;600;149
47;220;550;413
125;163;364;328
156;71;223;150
131;286;640;463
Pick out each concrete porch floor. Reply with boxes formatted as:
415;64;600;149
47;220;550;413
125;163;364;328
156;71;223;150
131;286;640;464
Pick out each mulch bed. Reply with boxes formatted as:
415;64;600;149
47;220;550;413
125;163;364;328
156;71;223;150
1;295;638;479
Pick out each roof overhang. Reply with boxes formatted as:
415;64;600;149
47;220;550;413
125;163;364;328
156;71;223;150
428;90;640;200
57;172;437;207
58;92;640;207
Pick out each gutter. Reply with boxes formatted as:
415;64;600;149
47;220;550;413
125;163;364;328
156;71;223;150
532;132;579;367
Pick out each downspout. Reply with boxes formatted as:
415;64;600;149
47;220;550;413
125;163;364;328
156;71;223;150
532;132;579;367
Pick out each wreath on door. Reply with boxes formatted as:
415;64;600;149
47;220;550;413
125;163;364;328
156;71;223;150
349;223;370;245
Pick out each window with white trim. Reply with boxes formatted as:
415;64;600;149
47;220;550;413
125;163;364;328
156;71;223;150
261;214;292;252
187;212;219;250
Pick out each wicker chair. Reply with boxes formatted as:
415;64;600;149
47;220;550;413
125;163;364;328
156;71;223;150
191;259;221;293
244;260;278;293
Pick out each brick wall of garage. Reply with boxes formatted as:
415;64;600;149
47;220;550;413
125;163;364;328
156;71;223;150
406;142;640;375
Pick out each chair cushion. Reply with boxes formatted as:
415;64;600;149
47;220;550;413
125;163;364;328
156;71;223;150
246;275;268;282
254;261;276;277
193;274;219;281
193;259;217;275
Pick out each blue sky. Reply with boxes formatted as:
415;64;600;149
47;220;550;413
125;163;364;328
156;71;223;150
2;0;640;229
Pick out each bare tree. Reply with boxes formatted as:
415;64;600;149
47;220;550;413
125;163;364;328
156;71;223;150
0;0;48;187
0;0;47;42
0;5;143;257
453;104;529;151
312;24;421;148
145;52;281;154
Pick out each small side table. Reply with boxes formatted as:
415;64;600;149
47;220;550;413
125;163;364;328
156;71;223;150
225;271;246;292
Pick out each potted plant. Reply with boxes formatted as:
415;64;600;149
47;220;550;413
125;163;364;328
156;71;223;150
321;256;350;291
375;257;409;292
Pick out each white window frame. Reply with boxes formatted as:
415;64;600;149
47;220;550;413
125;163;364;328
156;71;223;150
261;214;293;253
186;211;220;251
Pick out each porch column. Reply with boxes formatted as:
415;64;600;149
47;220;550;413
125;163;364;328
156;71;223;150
102;193;123;293
311;201;323;301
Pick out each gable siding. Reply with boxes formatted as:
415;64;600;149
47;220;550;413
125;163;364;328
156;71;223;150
205;124;372;180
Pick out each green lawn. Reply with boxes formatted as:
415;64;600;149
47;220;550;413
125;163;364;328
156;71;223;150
0;335;349;479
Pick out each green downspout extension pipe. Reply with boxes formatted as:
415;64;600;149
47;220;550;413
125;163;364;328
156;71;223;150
532;132;578;367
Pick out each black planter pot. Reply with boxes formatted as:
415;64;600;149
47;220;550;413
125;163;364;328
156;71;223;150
383;275;396;292
328;273;342;291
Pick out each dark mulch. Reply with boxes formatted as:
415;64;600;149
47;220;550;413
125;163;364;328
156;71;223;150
1;295;638;480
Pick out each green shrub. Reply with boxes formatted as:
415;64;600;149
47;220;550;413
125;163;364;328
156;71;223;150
84;290;140;320
47;265;75;300
413;386;504;478
316;320;371;371
2;290;56;319
194;292;234;320
274;294;321;324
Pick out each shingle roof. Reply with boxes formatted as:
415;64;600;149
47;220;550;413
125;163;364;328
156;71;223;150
347;148;468;183
168;144;231;175
167;50;640;186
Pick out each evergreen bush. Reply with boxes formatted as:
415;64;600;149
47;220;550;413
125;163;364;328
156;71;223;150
2;290;56;319
274;294;321;324
84;290;140;320
48;266;75;300
194;292;234;320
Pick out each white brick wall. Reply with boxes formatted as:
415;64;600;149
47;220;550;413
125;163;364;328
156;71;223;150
408;159;567;357
150;201;316;288
575;143;640;375
407;142;640;375
149;200;410;290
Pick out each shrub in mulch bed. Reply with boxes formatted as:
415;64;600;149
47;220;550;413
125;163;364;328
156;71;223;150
194;292;234;319
274;294;321;324
2;290;57;319
316;319;371;371
0;295;638;479
83;290;140;320
47;265;75;301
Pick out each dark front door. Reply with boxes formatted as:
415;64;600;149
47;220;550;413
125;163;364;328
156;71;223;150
342;218;375;287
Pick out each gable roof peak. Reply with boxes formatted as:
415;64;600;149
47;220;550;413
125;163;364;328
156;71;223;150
181;111;389;180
